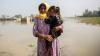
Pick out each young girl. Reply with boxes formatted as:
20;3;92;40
45;6;63;38
45;6;63;56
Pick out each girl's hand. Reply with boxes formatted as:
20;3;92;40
54;26;61;31
54;25;63;32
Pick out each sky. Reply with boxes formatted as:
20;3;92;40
0;0;100;17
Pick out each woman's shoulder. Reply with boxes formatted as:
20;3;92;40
34;14;39;19
35;13;47;20
33;16;44;23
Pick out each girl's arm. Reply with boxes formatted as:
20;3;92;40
54;24;63;32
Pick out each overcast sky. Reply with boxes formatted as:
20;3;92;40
0;0;100;17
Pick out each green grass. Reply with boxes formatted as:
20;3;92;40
78;17;100;25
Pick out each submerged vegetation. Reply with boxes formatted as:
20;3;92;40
78;17;100;25
77;7;100;25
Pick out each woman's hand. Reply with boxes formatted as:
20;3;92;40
45;35;53;42
35;32;53;42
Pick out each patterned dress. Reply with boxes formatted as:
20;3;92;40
33;18;59;56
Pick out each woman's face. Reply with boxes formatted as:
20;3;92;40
39;6;46;14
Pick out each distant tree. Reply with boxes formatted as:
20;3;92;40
14;14;22;18
82;8;100;17
83;9;92;17
2;15;6;19
98;7;100;11
97;11;100;16
30;14;34;18
92;11;98;17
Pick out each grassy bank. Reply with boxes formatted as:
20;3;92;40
78;17;100;25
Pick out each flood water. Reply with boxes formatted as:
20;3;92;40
0;18;100;56
0;21;36;56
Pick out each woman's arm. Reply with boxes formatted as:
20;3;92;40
35;32;53;42
33;24;53;42
33;18;53;42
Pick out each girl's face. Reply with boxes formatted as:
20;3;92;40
49;9;56;16
39;6;46;14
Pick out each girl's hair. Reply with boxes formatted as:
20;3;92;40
48;6;56;13
56;7;60;13
56;7;61;18
47;6;56;16
47;6;61;19
38;3;46;10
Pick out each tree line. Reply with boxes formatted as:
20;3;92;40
81;8;100;17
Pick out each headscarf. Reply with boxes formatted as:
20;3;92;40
35;3;50;20
44;3;50;12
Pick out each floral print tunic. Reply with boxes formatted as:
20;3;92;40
33;18;59;56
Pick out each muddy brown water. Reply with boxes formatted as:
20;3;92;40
0;18;100;56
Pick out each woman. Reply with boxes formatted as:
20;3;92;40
33;3;62;56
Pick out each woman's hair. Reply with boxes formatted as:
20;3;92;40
38;3;46;11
